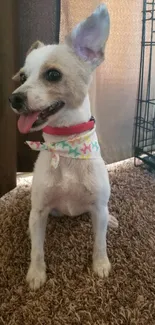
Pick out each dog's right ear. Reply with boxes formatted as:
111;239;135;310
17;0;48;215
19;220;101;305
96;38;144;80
12;41;44;82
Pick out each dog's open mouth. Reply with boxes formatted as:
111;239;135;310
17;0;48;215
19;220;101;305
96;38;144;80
17;101;65;134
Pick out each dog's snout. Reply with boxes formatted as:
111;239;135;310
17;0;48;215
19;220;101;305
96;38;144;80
9;93;26;111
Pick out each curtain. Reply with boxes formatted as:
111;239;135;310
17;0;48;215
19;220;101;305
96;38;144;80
60;0;142;163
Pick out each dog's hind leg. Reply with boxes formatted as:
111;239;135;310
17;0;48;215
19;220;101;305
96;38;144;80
26;206;50;290
91;205;111;278
108;214;118;229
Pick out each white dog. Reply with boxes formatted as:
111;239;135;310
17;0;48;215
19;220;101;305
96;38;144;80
9;4;118;290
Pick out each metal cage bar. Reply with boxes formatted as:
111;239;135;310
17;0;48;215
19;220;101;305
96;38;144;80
133;0;155;169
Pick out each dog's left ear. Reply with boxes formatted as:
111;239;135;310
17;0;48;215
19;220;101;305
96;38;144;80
26;40;44;56
66;4;110;68
12;69;23;82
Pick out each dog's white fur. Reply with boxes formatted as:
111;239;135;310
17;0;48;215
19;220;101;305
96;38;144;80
12;4;118;290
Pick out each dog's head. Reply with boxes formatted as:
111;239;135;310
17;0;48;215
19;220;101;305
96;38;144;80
9;4;110;133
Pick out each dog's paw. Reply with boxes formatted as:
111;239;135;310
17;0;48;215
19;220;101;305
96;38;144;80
93;256;111;278
108;214;118;229
26;263;46;290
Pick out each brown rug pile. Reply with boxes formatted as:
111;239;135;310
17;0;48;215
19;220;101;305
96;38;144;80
0;160;155;325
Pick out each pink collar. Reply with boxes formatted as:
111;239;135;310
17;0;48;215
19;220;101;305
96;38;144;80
42;116;95;136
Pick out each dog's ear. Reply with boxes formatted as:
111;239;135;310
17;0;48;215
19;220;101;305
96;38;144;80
26;40;44;56
12;69;23;82
12;41;44;82
66;4;110;68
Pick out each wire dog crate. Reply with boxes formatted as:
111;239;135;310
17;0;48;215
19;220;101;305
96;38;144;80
133;0;155;169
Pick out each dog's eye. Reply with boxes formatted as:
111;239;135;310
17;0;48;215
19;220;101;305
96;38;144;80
20;73;27;84
45;69;62;82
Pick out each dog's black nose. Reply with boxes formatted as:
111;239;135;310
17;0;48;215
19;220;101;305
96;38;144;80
9;93;26;111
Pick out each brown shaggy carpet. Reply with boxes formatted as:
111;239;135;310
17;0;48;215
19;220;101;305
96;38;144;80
0;160;155;325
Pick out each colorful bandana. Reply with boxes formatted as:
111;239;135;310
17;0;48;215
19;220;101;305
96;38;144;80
26;128;101;169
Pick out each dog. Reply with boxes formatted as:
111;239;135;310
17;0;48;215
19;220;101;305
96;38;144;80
9;4;118;290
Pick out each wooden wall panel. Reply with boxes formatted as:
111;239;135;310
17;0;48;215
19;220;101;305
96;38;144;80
0;1;17;196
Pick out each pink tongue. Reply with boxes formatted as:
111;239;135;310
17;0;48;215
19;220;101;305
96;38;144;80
17;112;40;134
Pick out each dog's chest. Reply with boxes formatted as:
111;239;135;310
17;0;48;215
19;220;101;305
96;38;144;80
33;151;109;216
48;161;95;215
49;181;92;216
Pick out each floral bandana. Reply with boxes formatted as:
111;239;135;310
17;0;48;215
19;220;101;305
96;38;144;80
26;128;101;169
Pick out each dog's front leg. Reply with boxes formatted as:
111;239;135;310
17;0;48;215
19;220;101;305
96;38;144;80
26;206;50;290
91;205;111;277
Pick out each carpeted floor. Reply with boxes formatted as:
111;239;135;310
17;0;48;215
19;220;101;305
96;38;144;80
0;160;155;325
